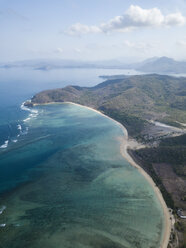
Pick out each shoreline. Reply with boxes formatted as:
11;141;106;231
31;101;171;248
68;102;171;248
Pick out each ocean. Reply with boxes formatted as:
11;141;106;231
0;67;164;247
0;67;142;149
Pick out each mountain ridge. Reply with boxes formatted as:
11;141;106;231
2;57;186;73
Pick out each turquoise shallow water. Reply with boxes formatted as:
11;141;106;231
0;103;164;248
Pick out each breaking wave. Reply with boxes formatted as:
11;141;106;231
0;101;39;150
21;101;39;122
0;140;9;149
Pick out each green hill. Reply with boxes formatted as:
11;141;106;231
28;74;186;246
30;74;186;136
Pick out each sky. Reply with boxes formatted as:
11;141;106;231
1;0;186;62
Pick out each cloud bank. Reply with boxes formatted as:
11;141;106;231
66;5;186;35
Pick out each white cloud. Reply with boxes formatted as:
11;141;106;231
55;48;64;53
66;23;101;35
165;12;185;26
101;5;165;32
66;5;186;35
177;40;186;46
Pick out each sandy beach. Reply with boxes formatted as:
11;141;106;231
118;135;171;248
69;102;171;248
33;101;171;248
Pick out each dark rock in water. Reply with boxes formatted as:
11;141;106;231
24;101;34;107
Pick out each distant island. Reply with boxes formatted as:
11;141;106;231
25;74;186;247
2;56;186;74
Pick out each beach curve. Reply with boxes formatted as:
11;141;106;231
32;101;171;248
69;102;171;248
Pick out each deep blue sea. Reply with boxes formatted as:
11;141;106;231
0;67;142;148
0;68;165;247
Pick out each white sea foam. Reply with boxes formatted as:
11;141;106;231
23;117;31;122
17;124;22;131
0;102;37;150
0;206;6;215
21;101;38;114
23;113;38;122
0;224;6;227
21;101;39;123
0;140;9;149
18;101;39;141
20;101;31;112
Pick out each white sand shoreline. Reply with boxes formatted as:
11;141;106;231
32;101;171;248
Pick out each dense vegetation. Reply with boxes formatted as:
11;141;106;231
31;74;186;132
129;149;175;209
135;135;186;176
99;108;147;137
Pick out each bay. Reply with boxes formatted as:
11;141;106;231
0;103;164;248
